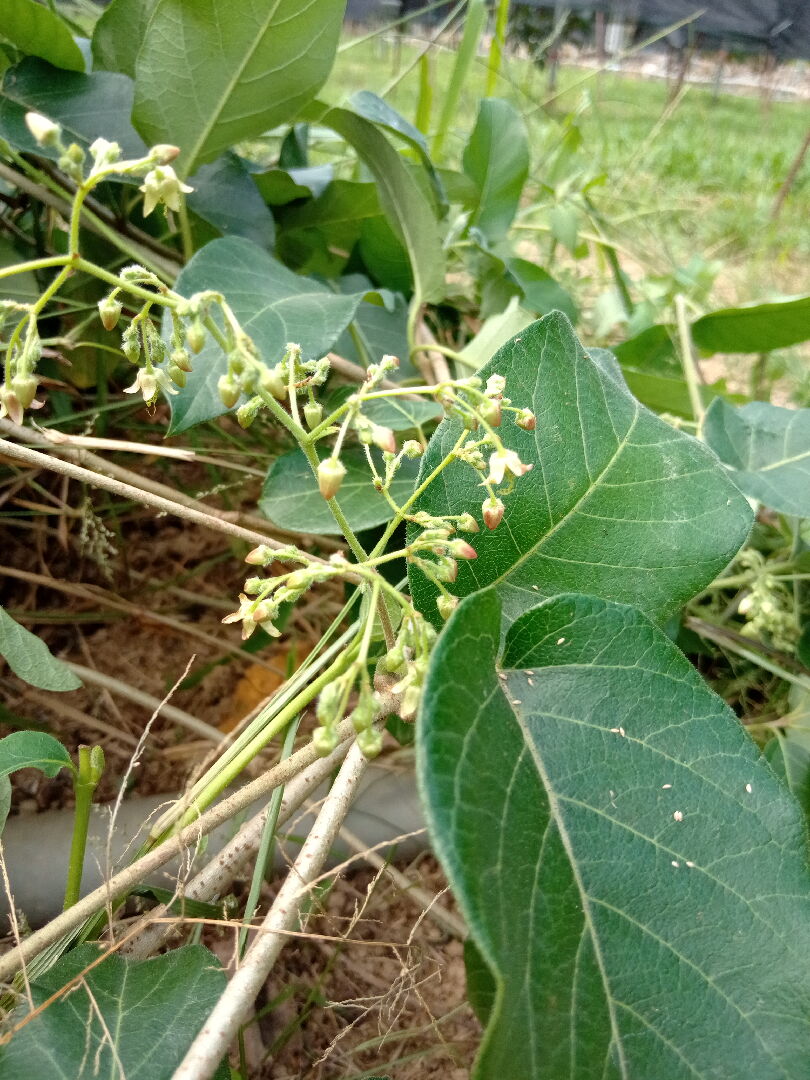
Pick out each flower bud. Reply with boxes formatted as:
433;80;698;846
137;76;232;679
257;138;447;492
482;496;505;530
371;423;396;453
449;540;477;560
485;374;506;396
236;395;263;429
457;513;479;533
479;398;502;427
313;725;340;757
122;325;141;363
515;408;536;431
10;374;38;409
350;694;375;733
245;545;274;566
171;347;193;372
437;594;459;620
98;296;122;331
304;401;323;429
317;457;346;499
260;365;287;400
357;726;383;758
0;387;23;425
434;557;458;583
217;374;241;409
402;440;423;458
186;320;206;354
25;111;60;147
167;363;186;388
89;138;121;166
151;144;181;164
400;684;421;720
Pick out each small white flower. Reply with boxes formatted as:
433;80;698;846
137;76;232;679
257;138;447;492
122;367;178;405
25;112;60;147
484;448;533;486
139;165;193;216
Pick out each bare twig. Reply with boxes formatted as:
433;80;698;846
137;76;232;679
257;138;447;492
173;738;373;1080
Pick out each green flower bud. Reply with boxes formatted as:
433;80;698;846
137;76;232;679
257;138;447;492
313;725;340;757
167;364;186;388
317;457;346;500
217;374;241;409
260;365;287;400
357;727;383;758
98;296;122;331
304;401;323;429
171;347;193;372
186;320;206;354
236;395;263;429
122;325;141;363
350;692;375;733
457;513;479;533
479;398;502;427
402;440;423;458
10;374;37;409
437;594;459;620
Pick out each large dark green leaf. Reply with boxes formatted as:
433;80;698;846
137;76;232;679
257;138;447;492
187;152;275;248
132;0;345;177
419;588;810;1079
0;944;227;1079
408;313;752;628
91;0;158;77
259;447;418;535
0;0;85;72
166;237;381;434
463;98;529;243
0;605;82;691
703;398;810;517
277;179;380;275
0;57;147;159
692;295;810;355
313;104;445;305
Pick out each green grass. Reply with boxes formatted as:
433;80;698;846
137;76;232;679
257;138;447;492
326;36;809;305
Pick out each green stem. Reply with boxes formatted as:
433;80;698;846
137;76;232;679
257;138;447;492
178;199;194;263
0;255;71;282
63;746;104;910
674;293;704;425
486;0;511;96
297;436;368;562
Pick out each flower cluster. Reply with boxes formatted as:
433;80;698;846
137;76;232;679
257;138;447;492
735;549;798;652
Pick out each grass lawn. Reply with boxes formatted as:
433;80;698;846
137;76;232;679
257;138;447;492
327;35;809;306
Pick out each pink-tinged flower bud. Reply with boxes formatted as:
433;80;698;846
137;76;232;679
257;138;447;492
479;398;502;427
217;374;241;409
516;408;536;431
245;544;273;565
371;423;396;453
450;540;477;560
0;387;23;425
457;513;479;533
186;320;206;354
437;594;459;620
482;496;505;530
151;144;181;164
98;296;122;331
317;457;346;499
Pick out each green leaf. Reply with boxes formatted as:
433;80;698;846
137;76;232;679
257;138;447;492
506;257;578;323
0;943;227;1080
361;393;441;432
458;296;533;370
0;0;85;72
313;104;445;304
765;730;810;820
91;0;158;77
0;777;10;837
277;179;380;275
166;237;378;434
187;153;275;248
357;214;413;296
0;605;82;690
0;730;74;780
549;204;579;255
253;164;333;206
612;323;680;374
408;314;752;629
703;398;810;517
132;0;345;177
332;274;417;377
419;588;810;1078
463;98;529;243
692;295;810;355
0;57;147;160
259;448;418;535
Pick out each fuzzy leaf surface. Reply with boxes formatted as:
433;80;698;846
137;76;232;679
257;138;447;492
0;605;82;690
132;0;345;176
703;398;810;517
419;588;810;1079
408;313;752;628
0;944;227;1079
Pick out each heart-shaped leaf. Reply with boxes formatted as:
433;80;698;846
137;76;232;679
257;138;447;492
703;398;810;517
408;313;752;628
131;0;344;178
166;237;382;434
1;0;86;72
419;588;810;1078
259;448;418;535
0;944;227;1079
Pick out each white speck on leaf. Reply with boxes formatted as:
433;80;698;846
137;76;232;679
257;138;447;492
557;637;566;645
671;860;680;868
610;727;626;737
662;783;672;789
673;810;683;822
745;783;753;794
